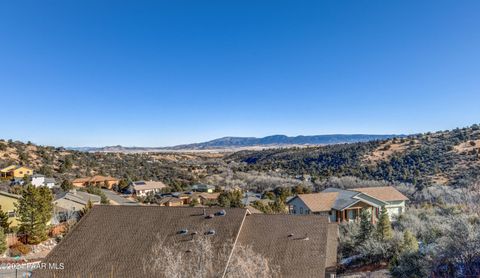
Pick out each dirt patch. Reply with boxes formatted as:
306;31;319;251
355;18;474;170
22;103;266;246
453;139;480;153
430;175;450;185
363;139;415;164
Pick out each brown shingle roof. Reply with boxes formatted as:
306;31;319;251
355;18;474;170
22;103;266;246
35;206;337;278
199;192;220;200
352;186;408;202
235;214;337;277
35;206;246;278
296;192;339;212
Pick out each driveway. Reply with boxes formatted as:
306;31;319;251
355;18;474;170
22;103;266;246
100;189;139;206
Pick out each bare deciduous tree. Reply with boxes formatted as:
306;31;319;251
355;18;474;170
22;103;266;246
143;234;279;278
224;244;280;278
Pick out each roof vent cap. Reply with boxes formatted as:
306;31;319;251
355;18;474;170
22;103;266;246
206;229;216;235
178;229;188;235
217;210;226;216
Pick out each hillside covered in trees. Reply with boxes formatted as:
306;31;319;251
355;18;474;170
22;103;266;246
1;124;479;191
229;124;480;189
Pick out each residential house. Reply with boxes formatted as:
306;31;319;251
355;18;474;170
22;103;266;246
197;192;220;205
288;186;408;222
157;196;184;207
35;206;338;278
351;187;408;218
189;192;220;205
53;189;101;221
31;174;56;188
131;180;167;197
0;165;33;179
72;175;120;189
0;191;21;227
191;184;215;193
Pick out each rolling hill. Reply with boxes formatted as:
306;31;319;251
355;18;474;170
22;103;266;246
69;134;401;152
228;124;480;188
1;124;479;189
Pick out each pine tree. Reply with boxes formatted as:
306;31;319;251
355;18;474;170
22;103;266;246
0;228;6;254
118;179;129;192
356;209;374;244
0;206;11;233
217;191;243;208
60;180;73;192
401;230;419;253
270;198;286;213
376;206;393;240
16;185;53;244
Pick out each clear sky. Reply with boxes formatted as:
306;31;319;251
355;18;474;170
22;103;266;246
1;1;479;147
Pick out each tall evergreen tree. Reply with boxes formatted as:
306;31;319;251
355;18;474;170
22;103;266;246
401;230;419;253
217;191;243;208
0;228;6;254
376;206;393;240
16;185;53;244
117;179;129;192
356;209;374;244
60;180;73;192
0;206;11;233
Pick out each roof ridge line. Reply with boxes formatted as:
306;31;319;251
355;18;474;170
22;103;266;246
221;208;248;278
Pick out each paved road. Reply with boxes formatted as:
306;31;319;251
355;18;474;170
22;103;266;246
100;189;139;206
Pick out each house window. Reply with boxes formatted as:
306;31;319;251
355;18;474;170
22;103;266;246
300;207;304;214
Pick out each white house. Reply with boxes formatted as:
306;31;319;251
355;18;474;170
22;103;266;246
132;180;167;197
31;174;56;188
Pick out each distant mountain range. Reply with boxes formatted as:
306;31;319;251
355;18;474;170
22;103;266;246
68;134;403;152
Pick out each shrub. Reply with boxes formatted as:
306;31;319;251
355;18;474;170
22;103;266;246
9;242;31;257
390;251;431;278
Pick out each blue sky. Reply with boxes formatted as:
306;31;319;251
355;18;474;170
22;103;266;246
1;1;479;147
